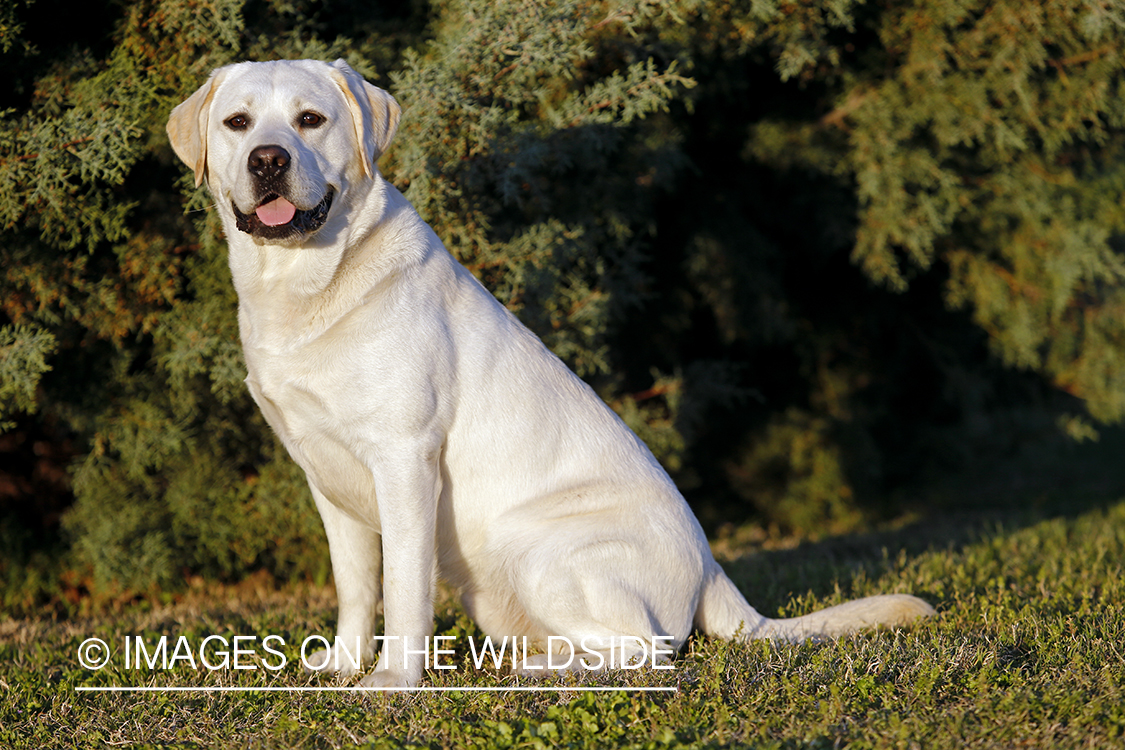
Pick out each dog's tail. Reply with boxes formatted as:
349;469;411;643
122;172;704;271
694;563;935;643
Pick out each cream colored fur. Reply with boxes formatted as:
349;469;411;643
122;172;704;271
166;59;934;688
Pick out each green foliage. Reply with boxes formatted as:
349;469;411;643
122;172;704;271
0;324;55;431
385;0;694;374
0;0;30;55
0;0;323;592
4;0;1125;595
728;407;864;536
745;0;1125;424
1;0;703;592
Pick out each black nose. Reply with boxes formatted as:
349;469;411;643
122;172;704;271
247;145;290;179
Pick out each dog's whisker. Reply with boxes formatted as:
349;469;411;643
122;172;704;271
183;202;217;215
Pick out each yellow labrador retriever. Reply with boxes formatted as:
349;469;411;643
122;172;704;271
166;59;933;687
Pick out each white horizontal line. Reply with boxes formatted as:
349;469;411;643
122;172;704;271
76;685;677;693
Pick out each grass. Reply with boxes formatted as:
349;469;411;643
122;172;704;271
3;496;1124;748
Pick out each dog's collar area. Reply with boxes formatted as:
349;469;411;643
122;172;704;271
232;190;335;241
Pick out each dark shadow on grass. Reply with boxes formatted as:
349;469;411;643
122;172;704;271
716;427;1125;615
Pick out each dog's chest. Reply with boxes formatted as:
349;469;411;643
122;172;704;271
244;346;382;520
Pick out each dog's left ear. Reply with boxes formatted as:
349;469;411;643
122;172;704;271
167;67;228;188
330;59;402;179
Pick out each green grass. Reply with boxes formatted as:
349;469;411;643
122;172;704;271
3;498;1124;749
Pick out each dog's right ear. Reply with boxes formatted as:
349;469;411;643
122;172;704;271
167;68;228;188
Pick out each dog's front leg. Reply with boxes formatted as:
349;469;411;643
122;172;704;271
360;447;441;689
304;484;382;677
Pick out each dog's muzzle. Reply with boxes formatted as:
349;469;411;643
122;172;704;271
233;144;334;241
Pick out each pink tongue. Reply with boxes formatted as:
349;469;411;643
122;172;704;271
255;197;297;226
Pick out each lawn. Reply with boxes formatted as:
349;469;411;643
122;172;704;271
3;496;1124;748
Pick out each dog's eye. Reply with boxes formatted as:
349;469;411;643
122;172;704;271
225;114;250;130
299;112;324;128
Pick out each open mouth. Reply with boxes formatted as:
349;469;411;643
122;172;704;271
232;190;334;240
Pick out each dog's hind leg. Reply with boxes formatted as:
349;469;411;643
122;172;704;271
510;579;669;676
506;532;698;676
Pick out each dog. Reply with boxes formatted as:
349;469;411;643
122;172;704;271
166;59;934;687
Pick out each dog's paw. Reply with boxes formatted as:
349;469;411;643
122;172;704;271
358;669;419;689
302;647;366;678
512;652;552;678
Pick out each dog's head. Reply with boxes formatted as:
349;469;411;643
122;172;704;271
167;59;400;244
